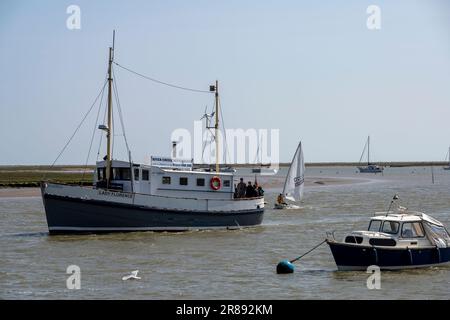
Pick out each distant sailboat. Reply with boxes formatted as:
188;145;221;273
357;136;383;173
251;136;276;174
274;141;304;209
443;146;450;170
252;137;262;173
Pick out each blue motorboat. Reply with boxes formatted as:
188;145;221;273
327;205;450;270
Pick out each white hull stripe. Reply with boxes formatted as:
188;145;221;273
49;226;248;231
337;261;450;271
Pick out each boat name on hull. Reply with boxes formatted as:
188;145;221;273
98;190;133;198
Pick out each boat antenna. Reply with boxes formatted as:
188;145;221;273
386;194;399;216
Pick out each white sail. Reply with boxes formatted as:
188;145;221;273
282;141;305;202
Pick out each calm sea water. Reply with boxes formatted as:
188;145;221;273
1;166;449;300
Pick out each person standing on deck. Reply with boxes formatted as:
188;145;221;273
246;181;256;198
236;178;247;198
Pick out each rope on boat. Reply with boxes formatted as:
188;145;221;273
81;74;108;183
114;62;213;94
277;239;327;274
289;239;327;263
43;78;108;180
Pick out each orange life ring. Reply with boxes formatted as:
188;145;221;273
210;176;222;190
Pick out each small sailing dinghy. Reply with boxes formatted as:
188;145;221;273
357;136;383;173
274;141;305;210
326;196;450;270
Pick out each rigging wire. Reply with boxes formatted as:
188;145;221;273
218;96;231;165
96;94;109;161
43;79;108;180
81;74;108;183
112;65;131;156
113;61;213;94
201;105;214;163
358;138;368;163
111;95;115;161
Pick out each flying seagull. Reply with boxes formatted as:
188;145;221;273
122;270;141;281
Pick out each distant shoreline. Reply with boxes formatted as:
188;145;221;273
1;162;448;188
195;161;450;168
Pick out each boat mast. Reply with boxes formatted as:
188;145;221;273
214;80;220;173
105;32;115;187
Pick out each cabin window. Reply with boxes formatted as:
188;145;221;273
162;176;171;185
368;220;382;232
424;223;450;242
401;222;425;238
112;168;131;181
223;180;231;187
381;221;399;234
97;168;106;181
134;168;140;180
179;177;188;186
345;236;363;244
196;178;205;186
142;170;149;181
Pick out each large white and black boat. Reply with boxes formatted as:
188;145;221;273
41;35;264;234
326;200;450;270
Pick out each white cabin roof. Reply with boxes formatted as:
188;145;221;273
95;160;234;177
161;167;234;176
371;211;444;227
96;160;150;168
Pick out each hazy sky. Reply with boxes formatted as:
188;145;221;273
1;0;450;165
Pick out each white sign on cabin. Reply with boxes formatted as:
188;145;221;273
151;156;193;170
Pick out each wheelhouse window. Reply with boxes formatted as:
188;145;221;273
381;221;399;234
134;168;140;180
368;220;382;232
196;178;205;187
401;222;425;238
142;170;149;181
97;168;106;181
162;176;171;185
179;177;188;186
112;168;131;181
223;180;231;187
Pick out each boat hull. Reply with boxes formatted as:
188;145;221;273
41;184;264;234
327;241;450;271
274;203;301;210
357;166;383;173
43;194;264;234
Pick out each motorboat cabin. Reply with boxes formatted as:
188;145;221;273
327;207;450;270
